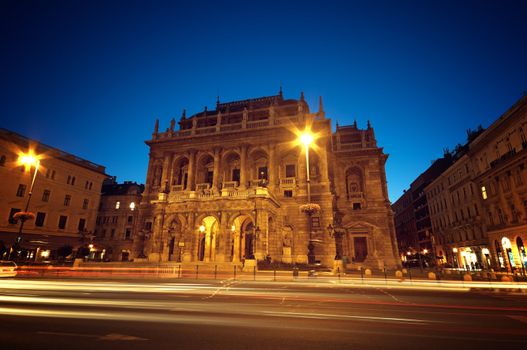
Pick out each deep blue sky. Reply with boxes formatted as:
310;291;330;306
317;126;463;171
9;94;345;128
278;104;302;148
1;0;526;201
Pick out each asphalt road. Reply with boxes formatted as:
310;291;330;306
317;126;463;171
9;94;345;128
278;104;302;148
0;278;526;350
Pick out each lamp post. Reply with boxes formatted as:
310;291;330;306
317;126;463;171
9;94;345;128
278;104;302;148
300;131;316;264
12;151;40;260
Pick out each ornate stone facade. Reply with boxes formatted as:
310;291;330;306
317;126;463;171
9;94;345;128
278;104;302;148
137;92;399;269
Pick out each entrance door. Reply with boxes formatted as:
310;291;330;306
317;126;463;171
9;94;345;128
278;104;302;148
353;237;368;262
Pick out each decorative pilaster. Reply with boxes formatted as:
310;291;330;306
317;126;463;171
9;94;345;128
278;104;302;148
240;144;247;189
268;144;277;190
160;152;173;193
187;150;196;191
212;147;221;193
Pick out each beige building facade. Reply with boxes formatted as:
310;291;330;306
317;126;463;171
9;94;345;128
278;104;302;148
470;95;527;272
137;92;399;269
426;95;527;272
0;128;107;260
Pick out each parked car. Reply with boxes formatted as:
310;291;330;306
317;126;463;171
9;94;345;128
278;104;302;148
0;261;17;277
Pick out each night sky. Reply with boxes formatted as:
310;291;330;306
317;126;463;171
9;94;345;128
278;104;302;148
1;0;526;201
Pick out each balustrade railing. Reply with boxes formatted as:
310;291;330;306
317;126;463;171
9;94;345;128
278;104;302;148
280;177;296;187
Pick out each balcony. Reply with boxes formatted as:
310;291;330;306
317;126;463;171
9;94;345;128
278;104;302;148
347;192;364;200
280;177;296;187
222;181;238;189
250;179;268;187
196;183;211;191
171;184;185;192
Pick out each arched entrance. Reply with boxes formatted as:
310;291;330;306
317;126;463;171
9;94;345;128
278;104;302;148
230;215;256;262
196;216;219;262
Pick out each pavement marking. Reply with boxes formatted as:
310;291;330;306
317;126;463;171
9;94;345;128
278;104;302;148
376;288;406;304
37;331;148;341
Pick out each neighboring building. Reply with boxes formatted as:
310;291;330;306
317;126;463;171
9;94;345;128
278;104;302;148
137;91;399;269
470;95;527;272
392;156;453;259
0;128;107;260
93;178;144;261
392;190;416;256
425;138;485;269
424;95;527;272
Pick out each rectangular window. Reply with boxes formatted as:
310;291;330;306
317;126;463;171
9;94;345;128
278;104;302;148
284;190;293;197
353;203;362;210
35;212;46;227
115;201;120;209
16;184;26;197
64;195;71;206
112;216;118;224
128;216;133;224
82;199;89;210
51;170;56;180
67;175;71;185
125;228;132;240
285;164;296;178
8;208;21;224
71;176;76;185
42;189;50;202
145;222;152;231
58;215;68;229
110;229;115;239
78;218;86;231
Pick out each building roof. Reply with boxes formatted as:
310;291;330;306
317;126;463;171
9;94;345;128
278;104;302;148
0;128;107;175
101;181;144;196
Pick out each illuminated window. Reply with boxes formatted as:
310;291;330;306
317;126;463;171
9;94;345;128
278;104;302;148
129;202;135;211
481;186;487;200
115;201;120;209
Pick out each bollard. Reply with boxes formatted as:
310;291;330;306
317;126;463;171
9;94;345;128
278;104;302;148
337;267;341;281
215;265;217;280
383;267;387;285
408;268;413;284
293;267;299;279
274;269;276;281
233;265;237;280
178;264;181;278
195;265;199;279
253;266;256;281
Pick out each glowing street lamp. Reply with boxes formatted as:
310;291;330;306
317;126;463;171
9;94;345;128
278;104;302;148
13;150;41;258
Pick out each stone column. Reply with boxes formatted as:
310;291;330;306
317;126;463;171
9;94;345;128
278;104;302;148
160;153;173;193
240;144;247;189
187;150;196;191
212;147;221;193
268;144;277;190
